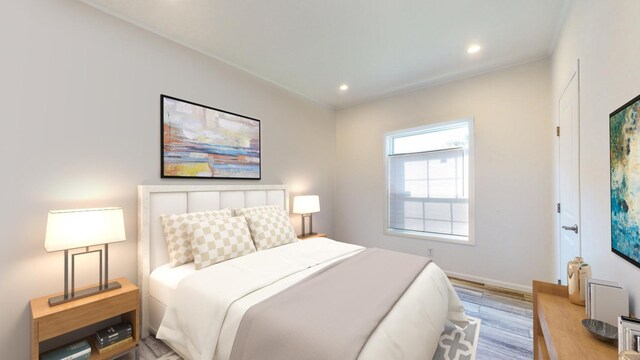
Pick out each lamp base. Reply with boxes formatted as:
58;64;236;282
48;281;122;306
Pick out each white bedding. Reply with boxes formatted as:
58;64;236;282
155;238;468;360
150;262;196;305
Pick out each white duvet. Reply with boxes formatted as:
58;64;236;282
156;238;468;360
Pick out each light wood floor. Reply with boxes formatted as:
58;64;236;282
451;278;533;360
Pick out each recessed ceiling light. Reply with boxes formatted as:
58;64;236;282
467;44;481;54
339;84;349;91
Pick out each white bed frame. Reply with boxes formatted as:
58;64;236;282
137;184;289;337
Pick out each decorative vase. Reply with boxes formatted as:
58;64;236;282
568;256;591;306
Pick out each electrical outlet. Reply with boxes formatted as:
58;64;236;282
427;248;434;258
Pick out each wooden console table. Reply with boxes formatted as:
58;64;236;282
533;280;617;359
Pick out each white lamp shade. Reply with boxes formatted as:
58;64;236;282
44;207;126;252
292;195;320;214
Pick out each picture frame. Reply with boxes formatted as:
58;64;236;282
609;94;640;268
619;316;640;353
161;95;261;179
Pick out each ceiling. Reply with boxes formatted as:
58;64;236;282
80;0;569;108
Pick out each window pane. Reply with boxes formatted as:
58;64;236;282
392;126;468;155
404;180;428;197
452;221;469;236
424;202;451;221
389;215;403;229
457;154;467;197
428;179;457;198
404;201;423;218
387;120;471;239
428;157;456;180
388;198;405;229
425;220;452;234
404;160;428;180
452;203;468;222
402;218;424;232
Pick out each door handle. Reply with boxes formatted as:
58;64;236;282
562;224;578;234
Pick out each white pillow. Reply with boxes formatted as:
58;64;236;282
234;205;281;217
243;209;297;251
187;216;256;270
160;209;232;267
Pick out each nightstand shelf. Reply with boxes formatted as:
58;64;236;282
30;277;139;360
297;232;327;240
88;336;137;360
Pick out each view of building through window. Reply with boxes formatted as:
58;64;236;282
386;120;472;240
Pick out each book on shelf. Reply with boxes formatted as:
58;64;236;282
95;326;132;346
95;321;132;348
41;339;91;360
96;336;133;354
96;331;132;348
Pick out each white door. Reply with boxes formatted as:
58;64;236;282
557;65;581;284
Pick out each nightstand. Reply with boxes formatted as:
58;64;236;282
30;277;139;360
297;233;327;240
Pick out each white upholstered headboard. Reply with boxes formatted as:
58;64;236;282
137;184;289;336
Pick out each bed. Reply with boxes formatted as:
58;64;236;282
138;184;468;360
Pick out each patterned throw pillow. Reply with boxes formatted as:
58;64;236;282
160;209;232;267
187;216;256;270
244;210;297;250
234;205;281;217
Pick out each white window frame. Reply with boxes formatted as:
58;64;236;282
384;118;476;245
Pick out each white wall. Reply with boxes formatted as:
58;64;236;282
335;60;554;291
552;0;640;314
0;1;336;358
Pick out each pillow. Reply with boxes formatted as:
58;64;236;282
161;209;232;267
243;209;297;250
234;205;281;217
188;216;256;270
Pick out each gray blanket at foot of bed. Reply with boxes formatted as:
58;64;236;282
229;248;431;360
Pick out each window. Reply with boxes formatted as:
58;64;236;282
385;119;474;244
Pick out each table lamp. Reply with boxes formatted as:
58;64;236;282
292;195;320;237
44;207;126;306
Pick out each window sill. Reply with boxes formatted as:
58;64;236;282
384;228;474;246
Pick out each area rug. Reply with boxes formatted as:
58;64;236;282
433;316;481;360
139;316;481;360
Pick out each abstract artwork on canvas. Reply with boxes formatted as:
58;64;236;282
610;94;640;268
161;95;261;179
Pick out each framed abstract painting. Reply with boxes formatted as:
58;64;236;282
161;95;261;179
610;94;640;268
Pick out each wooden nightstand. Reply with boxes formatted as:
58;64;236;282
532;280;616;359
297;233;327;240
30;277;139;360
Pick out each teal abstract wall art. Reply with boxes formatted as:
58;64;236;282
610;94;640;268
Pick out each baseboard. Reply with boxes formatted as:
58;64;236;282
445;270;532;293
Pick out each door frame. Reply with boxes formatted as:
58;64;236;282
556;59;581;284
